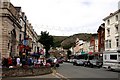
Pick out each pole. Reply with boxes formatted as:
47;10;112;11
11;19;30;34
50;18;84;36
24;16;27;40
24;16;27;53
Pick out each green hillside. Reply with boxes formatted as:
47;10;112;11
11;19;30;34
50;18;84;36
39;33;95;49
60;33;93;49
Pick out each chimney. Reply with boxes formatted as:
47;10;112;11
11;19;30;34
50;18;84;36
118;1;120;9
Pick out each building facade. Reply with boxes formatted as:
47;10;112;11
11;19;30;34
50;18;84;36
73;38;87;55
103;10;120;52
0;1;43;58
97;23;105;53
0;1;21;57
89;34;98;53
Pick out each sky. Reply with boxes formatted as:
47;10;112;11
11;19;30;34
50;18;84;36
10;0;119;36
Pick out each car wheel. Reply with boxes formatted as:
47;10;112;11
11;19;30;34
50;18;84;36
83;64;86;67
108;66;113;71
73;63;75;65
90;64;93;68
98;66;101;68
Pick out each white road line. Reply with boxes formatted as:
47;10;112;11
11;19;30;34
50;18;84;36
55;73;70;80
52;68;69;80
52;73;60;78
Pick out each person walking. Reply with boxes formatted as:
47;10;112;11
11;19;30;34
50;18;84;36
53;58;57;69
16;56;21;67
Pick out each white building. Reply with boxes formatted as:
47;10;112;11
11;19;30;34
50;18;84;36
73;38;89;55
103;10;120;51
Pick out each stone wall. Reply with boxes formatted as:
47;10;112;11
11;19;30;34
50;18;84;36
2;66;52;78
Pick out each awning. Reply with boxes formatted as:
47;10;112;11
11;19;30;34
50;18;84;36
88;52;93;55
81;51;86;55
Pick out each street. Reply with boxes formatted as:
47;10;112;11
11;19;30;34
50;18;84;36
2;62;119;80
57;62;119;78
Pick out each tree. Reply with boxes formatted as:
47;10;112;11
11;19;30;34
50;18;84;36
38;31;54;58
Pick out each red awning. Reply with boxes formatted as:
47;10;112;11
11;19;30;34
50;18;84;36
88;52;93;55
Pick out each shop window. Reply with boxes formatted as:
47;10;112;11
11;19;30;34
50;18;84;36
110;55;117;60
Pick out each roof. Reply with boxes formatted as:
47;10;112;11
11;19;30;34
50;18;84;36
103;9;120;21
97;23;105;32
15;7;21;12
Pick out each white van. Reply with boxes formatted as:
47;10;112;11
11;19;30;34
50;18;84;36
103;50;120;70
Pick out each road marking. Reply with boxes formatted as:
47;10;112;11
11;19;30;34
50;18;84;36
52;73;60;78
52;73;69;80
52;68;69;80
56;73;69;80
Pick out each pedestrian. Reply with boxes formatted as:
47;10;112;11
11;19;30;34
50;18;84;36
12;56;17;66
2;57;8;68
53;58;57;69
27;56;32;66
8;56;12;68
16;56;21;67
21;56;26;67
33;57;37;67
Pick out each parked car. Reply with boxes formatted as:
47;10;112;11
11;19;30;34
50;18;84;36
84;59;103;68
73;59;84;66
46;58;60;67
57;58;63;64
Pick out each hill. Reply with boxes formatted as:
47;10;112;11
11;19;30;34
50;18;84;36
53;36;68;47
60;33;93;49
39;33;95;49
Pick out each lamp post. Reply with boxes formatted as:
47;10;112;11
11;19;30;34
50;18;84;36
24;16;27;40
23;16;27;53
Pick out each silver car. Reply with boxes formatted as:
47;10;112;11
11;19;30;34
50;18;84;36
73;59;84;66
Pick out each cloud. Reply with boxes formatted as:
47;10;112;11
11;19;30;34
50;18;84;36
11;0;119;36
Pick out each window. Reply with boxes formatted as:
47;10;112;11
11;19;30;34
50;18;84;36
115;15;118;21
116;39;119;47
104;55;107;60
105;40;108;48
107;19;110;25
110;55;117;60
8;43;10;49
106;40;111;48
119;55;120;61
115;25;118;33
109;40;111;48
107;28;110;36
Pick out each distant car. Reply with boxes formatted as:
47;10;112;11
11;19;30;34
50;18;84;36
84;59;103;68
73;59;84;66
57;59;63;64
46;58;60;67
